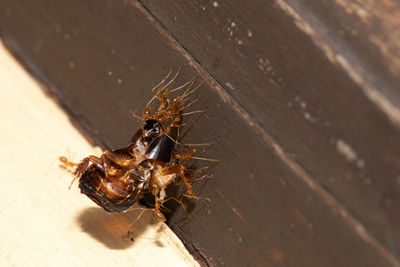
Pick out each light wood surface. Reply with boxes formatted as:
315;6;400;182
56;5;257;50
0;41;199;267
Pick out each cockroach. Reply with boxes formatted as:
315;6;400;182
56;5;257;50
61;70;203;221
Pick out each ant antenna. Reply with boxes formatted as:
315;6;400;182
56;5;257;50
191;156;220;162
160;67;182;91
151;69;172;93
182;110;205;116
169;77;195;95
184;142;214;147
147;68;182;107
131;111;145;121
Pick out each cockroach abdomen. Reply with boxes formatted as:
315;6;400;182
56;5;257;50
79;167;139;212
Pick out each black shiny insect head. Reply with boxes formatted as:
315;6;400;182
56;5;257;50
142;119;174;163
142;119;161;142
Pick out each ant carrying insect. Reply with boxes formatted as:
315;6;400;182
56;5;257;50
60;69;214;221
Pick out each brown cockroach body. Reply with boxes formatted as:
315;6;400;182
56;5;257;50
62;72;199;221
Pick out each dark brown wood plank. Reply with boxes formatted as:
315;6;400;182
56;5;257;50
138;0;400;258
1;0;399;266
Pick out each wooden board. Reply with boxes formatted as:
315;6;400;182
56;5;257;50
0;42;198;267
1;0;400;266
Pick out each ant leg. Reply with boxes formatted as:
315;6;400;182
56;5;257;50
164;196;188;213
156;90;169;111
162;119;181;136
74;155;104;175
161;164;194;196
174;148;196;161
152;79;196;124
145;90;171;122
68;152;122;189
160;98;203;135
68;155;101;189
176;147;220;162
143;106;154;120
148;77;203;128
193;174;214;182
165;165;211;201
159;107;183;136
181;169;194;196
58;156;79;174
152;188;166;222
59;156;78;168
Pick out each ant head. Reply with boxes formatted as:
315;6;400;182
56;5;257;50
142;119;162;142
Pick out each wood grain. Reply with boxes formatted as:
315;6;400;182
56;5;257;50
2;0;400;266
138;0;400;263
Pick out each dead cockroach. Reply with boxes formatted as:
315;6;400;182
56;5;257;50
61;70;204;221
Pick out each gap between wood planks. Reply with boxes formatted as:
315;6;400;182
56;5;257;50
134;1;400;266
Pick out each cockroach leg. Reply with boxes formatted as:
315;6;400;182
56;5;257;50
102;150;137;168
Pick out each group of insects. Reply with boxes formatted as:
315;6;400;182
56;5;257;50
60;69;214;221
